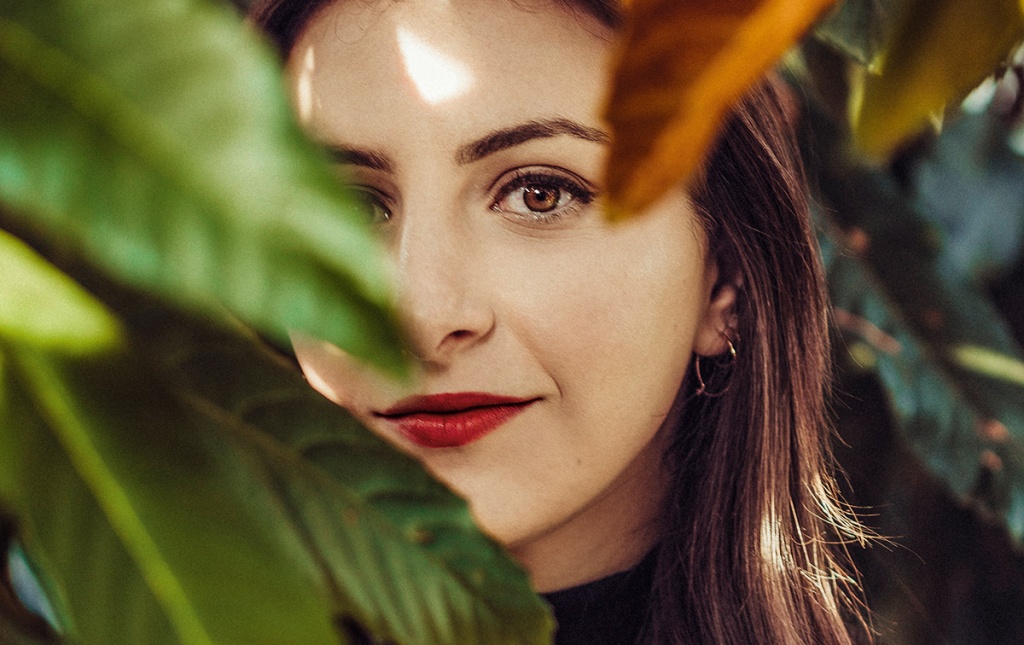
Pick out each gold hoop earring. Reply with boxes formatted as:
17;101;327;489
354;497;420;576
694;334;737;398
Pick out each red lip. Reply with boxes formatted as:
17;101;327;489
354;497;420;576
376;392;538;448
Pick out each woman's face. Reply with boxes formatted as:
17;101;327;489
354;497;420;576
288;0;733;590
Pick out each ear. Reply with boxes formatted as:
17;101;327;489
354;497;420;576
693;262;740;357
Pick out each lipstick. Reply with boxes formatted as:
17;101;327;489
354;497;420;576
376;392;537;448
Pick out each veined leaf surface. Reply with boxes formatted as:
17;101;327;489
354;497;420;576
0;0;405;373
0;236;552;644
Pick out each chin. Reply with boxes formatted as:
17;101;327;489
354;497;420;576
439;469;556;548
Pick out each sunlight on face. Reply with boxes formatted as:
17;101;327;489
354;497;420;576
396;26;474;105
294;47;316;121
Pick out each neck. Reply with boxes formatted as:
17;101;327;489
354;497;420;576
508;428;671;592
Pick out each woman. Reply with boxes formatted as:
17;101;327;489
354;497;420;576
250;0;867;642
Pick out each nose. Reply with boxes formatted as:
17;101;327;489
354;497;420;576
393;220;495;366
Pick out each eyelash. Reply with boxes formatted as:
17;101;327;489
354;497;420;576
490;168;598;223
344;168;597;226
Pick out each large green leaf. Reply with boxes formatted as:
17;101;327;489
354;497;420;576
0;0;405;373
135;318;555;645
1;355;190;645
0;232;553;644
0;231;340;644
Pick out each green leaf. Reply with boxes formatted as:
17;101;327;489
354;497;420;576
1;361;184;645
0;240;340;644
0;230;119;354
951;345;1024;387
111;290;555;645
0;240;551;644
850;0;1024;157
821;230;998;500
0;0;405;374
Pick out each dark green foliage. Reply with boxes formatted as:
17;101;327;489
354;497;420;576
800;19;1024;642
0;232;552;644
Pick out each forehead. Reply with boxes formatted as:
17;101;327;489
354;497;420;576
288;0;615;139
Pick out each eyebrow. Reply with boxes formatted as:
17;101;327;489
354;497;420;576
455;118;610;165
323;117;610;173
326;146;395;173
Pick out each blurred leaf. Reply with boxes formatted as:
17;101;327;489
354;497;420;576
813;0;901;70
788;38;855;127
1;358;194;645
951;345;1024;387
0;0;406;374
821;230;1001;503
0;230;119;354
851;0;1024;157
603;0;836;217
904;113;1024;281
0;241;552;644
804;101;1024;541
0;233;337;644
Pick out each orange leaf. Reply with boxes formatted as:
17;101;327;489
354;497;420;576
603;0;836;218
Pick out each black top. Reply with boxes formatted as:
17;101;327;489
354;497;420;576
542;549;658;645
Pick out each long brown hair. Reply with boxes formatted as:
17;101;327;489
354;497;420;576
249;1;868;642
650;77;868;644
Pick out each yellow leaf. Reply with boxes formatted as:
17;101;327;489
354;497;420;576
950;344;1024;388
603;0;837;218
852;0;1024;158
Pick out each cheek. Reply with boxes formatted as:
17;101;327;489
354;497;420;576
496;230;707;418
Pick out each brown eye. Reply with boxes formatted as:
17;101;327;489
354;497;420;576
522;185;561;213
491;169;597;222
